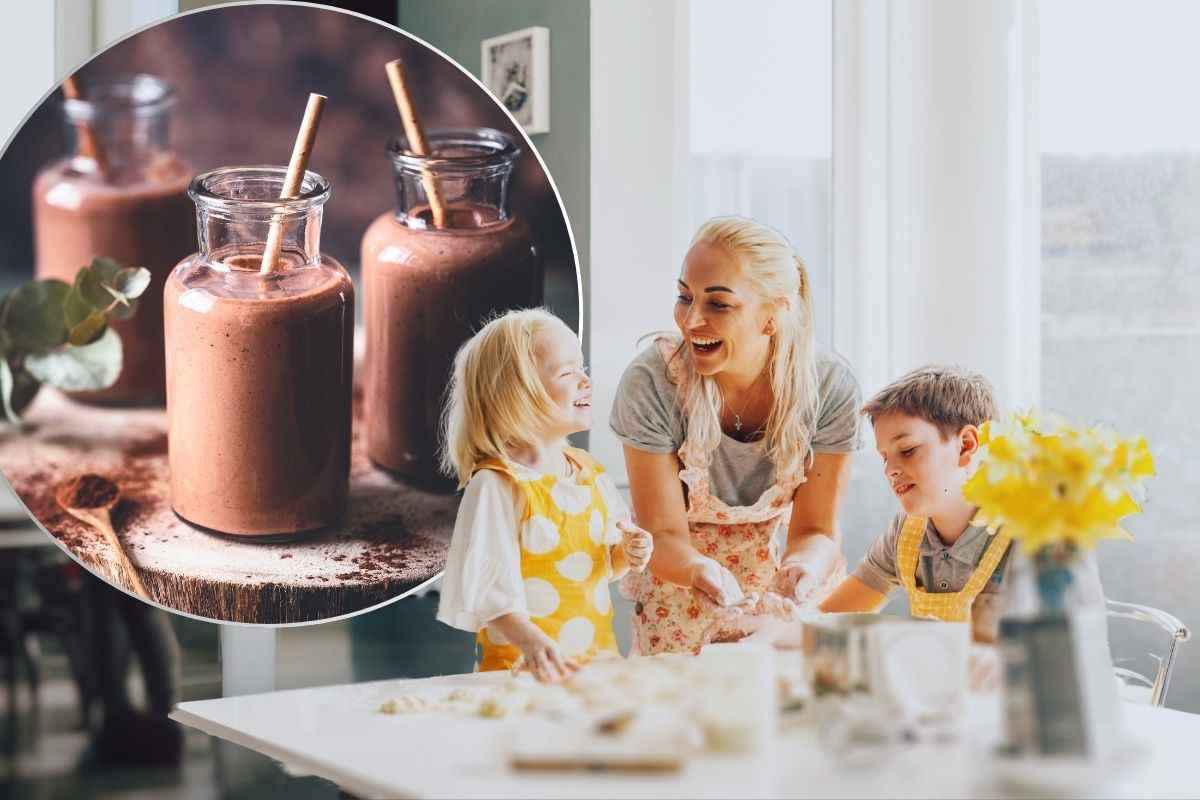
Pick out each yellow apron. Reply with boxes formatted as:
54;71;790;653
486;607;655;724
475;447;620;671
897;515;1012;622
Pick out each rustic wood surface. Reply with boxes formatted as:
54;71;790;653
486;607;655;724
0;384;456;624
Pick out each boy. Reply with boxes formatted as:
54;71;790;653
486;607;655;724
820;365;1102;643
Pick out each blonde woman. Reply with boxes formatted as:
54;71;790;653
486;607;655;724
611;217;862;654
436;309;653;682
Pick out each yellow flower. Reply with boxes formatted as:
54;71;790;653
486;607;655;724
963;410;1154;553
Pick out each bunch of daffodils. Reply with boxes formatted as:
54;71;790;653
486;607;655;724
963;411;1155;553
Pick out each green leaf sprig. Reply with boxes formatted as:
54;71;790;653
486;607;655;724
0;258;152;425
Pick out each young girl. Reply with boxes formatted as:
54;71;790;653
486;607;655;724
436;309;653;683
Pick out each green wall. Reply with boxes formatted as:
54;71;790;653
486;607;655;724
396;0;590;345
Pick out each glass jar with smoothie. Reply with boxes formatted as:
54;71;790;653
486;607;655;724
33;74;194;406
362;128;540;489
165;167;354;538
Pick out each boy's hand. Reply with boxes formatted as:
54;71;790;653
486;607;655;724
689;557;744;607
968;643;1001;692
616;520;653;572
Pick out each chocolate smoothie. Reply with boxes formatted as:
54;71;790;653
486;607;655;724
165;168;353;537
33;75;194;406
363;205;538;480
362;130;540;487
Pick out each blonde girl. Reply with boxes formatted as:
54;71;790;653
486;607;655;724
611;216;863;654
437;308;653;682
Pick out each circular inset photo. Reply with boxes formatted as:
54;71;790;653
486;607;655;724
0;2;580;624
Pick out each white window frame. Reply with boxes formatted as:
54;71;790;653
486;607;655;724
54;0;180;79
832;0;1041;409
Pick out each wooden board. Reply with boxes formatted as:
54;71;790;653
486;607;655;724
0;383;456;624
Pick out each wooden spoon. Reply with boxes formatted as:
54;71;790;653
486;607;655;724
56;474;149;600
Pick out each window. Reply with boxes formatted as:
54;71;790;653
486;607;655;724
1041;0;1200;713
688;0;833;345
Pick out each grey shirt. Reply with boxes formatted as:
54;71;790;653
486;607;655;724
609;341;863;507
854;512;1104;638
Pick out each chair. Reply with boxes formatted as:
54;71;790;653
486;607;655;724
1106;599;1190;707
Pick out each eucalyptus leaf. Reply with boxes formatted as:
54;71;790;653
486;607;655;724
63;286;93;329
9;363;41;417
0;359;19;426
76;264;112;310
113;267;151;300
67;310;108;347
2;280;70;351
26;328;122;391
90;257;123;284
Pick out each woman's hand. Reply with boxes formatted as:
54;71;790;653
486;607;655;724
774;533;840;602
617;520;653;572
779;452;852;602
772;560;817;603
623;446;705;587
688;557;744;606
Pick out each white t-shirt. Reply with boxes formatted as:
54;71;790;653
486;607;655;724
436;458;632;633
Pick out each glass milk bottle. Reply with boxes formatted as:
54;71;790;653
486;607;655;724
33;74;194;406
362;128;540;488
164;167;354;537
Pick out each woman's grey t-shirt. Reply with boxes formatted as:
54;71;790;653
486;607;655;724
609;342;863;507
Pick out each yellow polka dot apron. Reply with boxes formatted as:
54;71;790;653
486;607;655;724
896;514;1013;622
475;448;620;672
620;337;845;656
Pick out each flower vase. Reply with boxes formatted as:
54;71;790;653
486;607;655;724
996;543;1123;761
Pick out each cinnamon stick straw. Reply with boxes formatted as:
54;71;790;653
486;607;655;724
61;76;108;176
260;93;326;274
385;58;447;229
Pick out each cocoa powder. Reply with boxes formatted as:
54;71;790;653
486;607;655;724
58;474;119;509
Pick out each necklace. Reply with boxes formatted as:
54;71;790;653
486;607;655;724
727;367;768;434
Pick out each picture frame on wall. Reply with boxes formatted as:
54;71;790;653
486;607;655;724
481;26;549;135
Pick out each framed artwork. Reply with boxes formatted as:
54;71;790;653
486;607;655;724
481;26;549;135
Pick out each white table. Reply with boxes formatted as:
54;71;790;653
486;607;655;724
171;670;1200;799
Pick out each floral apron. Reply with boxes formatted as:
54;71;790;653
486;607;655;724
897;514;1013;622
621;338;845;655
476;448;620;671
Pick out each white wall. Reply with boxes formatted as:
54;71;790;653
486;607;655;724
589;0;690;486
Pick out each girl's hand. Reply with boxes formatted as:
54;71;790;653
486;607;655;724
689;557;744;607
515;630;579;684
616;520;653;572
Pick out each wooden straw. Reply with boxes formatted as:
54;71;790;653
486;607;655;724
385;58;447;229
61;76;108;176
260;93;327;274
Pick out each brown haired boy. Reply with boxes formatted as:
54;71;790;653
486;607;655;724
820;365;1101;643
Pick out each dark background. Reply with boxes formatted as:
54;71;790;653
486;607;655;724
0;1;578;328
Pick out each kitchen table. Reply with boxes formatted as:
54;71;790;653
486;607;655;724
171;664;1200;798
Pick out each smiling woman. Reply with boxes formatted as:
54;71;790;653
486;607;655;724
610;216;863;655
